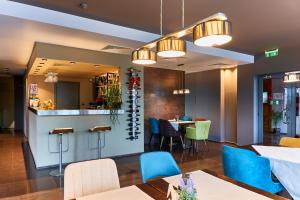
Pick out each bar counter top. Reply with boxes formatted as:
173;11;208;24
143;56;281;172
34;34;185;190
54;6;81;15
29;107;124;116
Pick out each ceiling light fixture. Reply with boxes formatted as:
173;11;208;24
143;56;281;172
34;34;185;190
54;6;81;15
284;71;300;83
131;48;157;65
157;0;186;58
157;37;186;58
44;72;58;83
193;19;232;47
131;0;232;65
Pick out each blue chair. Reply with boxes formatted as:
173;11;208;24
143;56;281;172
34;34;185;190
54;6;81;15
140;152;181;183
149;118;160;145
222;145;283;194
179;116;193;121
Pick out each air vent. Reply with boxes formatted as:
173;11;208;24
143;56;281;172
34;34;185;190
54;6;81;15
101;45;131;51
208;63;230;66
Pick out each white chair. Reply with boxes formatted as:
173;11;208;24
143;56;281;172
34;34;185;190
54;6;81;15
64;159;120;200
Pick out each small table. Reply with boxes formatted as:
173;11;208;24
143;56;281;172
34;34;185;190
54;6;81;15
77;170;288;200
253;145;300;200
168;119;195;131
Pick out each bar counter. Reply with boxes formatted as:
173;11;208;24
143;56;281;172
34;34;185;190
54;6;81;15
28;108;144;168
28;107;124;116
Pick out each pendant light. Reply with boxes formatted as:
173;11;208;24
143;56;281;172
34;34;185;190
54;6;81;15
157;0;186;58
132;0;233;65
173;70;190;95
173;90;179;95
157;37;186;58
44;72;58;83
131;48;157;65
193;19;232;47
283;71;300;83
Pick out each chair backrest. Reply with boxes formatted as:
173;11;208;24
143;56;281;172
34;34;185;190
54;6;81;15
279;137;300;148
149;117;160;134
179;116;193;121
64;159;120;200
222;145;275;192
195;120;211;140
140;151;181;183
159;119;179;137
194;116;207;121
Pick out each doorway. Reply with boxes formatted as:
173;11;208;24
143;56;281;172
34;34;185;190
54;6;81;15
258;73;299;144
55;81;80;109
0;77;15;131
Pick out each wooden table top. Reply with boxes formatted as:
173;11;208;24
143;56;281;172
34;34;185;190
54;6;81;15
136;169;288;200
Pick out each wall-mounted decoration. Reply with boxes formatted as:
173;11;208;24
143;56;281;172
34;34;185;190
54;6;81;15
126;68;141;140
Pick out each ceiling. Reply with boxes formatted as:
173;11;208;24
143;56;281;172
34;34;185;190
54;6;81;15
29;58;119;78
10;0;300;55
0;13;246;75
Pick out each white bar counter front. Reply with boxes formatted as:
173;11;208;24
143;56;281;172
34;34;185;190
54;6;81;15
28;108;144;168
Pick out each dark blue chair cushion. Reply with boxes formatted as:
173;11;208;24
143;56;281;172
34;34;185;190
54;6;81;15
179;116;193;121
149;117;160;135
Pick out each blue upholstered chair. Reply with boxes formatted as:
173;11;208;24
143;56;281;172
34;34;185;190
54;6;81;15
148;118;160;145
222;145;283;194
179;116;193;121
140;151;181;183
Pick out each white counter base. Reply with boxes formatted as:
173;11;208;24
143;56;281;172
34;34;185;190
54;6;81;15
28;110;144;168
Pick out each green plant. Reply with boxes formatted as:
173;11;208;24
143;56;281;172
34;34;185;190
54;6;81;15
272;110;283;129
105;85;122;125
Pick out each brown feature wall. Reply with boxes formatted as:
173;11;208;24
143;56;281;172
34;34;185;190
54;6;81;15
144;67;185;144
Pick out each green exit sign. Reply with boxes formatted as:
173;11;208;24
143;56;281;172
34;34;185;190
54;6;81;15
265;48;279;58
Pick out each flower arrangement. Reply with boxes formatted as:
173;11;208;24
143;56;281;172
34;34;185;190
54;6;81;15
176;173;197;200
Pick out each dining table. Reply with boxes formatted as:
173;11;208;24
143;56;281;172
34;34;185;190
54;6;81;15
168;119;195;131
253;145;300;200
77;169;288;200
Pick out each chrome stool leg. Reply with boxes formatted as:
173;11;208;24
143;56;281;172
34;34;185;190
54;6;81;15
97;132;101;159
49;133;64;177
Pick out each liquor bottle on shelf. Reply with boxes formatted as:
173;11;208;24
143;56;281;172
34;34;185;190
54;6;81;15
128;105;141;108
126;109;140;113
126;118;139;122
127;122;141;126
128;113;141;117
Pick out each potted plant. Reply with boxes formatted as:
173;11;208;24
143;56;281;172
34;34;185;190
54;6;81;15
105;85;122;125
272;110;283;134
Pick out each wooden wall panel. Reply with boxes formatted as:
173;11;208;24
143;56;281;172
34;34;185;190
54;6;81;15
144;67;185;144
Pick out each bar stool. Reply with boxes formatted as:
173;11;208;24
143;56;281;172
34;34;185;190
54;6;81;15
89;126;111;159
49;127;74;177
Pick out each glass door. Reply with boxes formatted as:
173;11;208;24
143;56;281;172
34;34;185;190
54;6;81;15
296;87;300;137
282;83;299;137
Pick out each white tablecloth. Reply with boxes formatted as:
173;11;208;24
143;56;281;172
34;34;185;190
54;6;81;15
164;170;275;200
253;145;300;200
168;120;195;131
76;186;154;200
